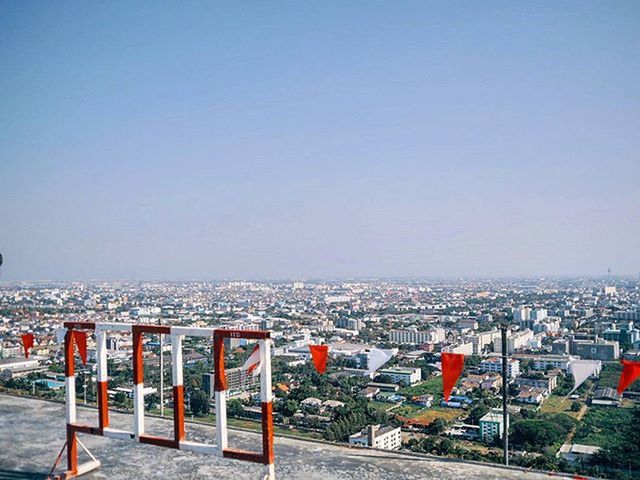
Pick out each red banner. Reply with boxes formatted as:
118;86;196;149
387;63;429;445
617;359;640;394
309;345;329;374
73;331;88;365
441;352;465;402
21;333;34;359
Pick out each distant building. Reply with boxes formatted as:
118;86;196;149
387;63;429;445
479;408;507;442
442;342;474;355
513;307;530;325
493;329;533;354
349;424;402;450
335;317;364;331
457;318;478;330
479;357;520;379
557;444;601;465
591;388;621;407
389;328;445;345
202;367;260;398
467;330;501;355
378;367;421;386
514;374;558;395
614;309;640;321
512;354;572;371
412;394;434;407
551;340;569;355
530;309;547;321
514;386;547;405
571;339;620;361
0;357;46;378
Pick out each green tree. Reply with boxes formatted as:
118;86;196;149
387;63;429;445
278;399;299;418
227;398;244;417
189;390;210;416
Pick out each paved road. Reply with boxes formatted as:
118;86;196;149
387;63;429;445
0;395;568;480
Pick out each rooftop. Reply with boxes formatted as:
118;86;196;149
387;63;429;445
1;395;573;480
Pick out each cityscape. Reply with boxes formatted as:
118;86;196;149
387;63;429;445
1;1;639;479
1;276;639;478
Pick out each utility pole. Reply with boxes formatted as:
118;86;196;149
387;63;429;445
159;318;164;417
500;322;509;466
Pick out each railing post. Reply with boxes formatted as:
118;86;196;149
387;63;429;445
213;332;228;453
64;329;78;473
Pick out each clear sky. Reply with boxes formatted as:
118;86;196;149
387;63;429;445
1;1;639;281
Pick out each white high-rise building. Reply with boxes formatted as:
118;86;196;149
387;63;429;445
389;327;445;345
493;329;533;354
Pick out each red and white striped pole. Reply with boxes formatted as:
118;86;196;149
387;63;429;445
64;329;78;474
213;332;228;454
132;327;145;440
171;333;185;444
96;329;109;432
259;339;275;480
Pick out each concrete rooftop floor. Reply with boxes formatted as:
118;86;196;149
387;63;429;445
0;394;571;480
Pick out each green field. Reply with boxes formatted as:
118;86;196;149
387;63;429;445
399;376;444;399
539;395;582;419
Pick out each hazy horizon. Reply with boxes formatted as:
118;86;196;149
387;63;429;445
1;2;639;281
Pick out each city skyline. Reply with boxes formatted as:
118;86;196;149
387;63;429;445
1;2;639;280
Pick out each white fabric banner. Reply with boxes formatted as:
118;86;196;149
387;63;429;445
569;359;601;394
242;343;262;376
56;328;67;345
367;348;398;373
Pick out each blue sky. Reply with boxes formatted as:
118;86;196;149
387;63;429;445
1;1;639;280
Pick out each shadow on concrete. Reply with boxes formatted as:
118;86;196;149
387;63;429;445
0;469;48;480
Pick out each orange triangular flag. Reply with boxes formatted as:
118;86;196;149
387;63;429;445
21;333;34;359
441;352;464;402
73;331;88;365
617;359;640;394
309;345;329;374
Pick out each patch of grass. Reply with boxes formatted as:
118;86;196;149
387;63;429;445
394;404;427;418
399;376;444;399
410;407;462;424
539;395;581;419
369;401;397;413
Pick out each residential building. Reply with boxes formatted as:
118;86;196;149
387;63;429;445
202;367;260;398
349;424;402;450
479;409;507;442
389;328;445;345
378;367;422;386
467;330;501;355
479;357;520;379
512;354;572;371
493;329;533;354
571;339;620;361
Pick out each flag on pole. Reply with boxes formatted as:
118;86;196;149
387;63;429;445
441;352;464;402
309;345;329;374
21;333;34;359
367;348;398;374
617;359;640;394
242;343;262;376
73;331;88;365
568;359;601;395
